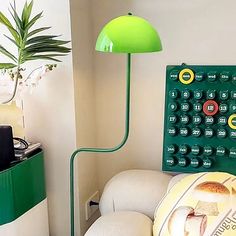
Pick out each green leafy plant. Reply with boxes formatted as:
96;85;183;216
0;0;71;103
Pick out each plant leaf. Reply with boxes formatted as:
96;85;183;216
26;35;59;45
0;12;20;44
26;40;70;48
25;11;43;30
9;4;24;38
27;27;51;38
21;52;68;64
29;53;66;57
0;45;17;62
0;11;14;28
4;34;20;47
25;55;62;62
0;63;17;69
25;45;71;54
22;0;33;27
21;1;28;24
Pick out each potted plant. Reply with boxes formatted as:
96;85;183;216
0;0;71;104
0;0;71;137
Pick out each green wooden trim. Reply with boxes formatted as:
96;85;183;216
0;151;46;225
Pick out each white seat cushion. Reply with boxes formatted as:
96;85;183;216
85;211;153;236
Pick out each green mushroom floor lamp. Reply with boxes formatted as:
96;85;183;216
70;13;162;236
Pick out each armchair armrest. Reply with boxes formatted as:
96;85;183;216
99;170;172;220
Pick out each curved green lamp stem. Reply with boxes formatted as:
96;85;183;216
70;53;131;236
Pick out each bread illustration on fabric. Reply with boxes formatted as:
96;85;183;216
167;181;230;236
193;181;230;216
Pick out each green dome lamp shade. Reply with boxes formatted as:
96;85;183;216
95;14;162;53
70;13;162;236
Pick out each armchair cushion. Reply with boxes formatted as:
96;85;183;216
85;211;152;236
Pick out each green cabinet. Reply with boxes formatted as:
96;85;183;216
0;151;46;225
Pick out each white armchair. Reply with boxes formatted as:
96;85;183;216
85;170;173;236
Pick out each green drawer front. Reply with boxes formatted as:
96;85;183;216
0;151;46;225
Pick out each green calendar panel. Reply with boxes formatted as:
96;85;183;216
162;64;236;174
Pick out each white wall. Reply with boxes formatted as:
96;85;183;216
91;0;236;191
24;0;76;234
0;0;76;236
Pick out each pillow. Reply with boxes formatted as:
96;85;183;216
85;211;152;236
153;172;235;236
